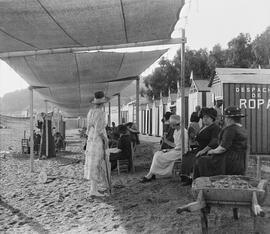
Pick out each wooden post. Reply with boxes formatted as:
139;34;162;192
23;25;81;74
136;77;140;130
45;100;48;113
257;155;261;179
118;93;121;125
29;87;34;172
108;101;111;126
180;28;186;157
45;117;49;157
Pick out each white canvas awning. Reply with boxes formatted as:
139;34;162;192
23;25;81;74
0;0;184;116
0;0;183;54
4;50;166;116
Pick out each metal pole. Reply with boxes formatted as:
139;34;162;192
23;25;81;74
136;77;140;130
45;100;48;113
118;93;121;125
29;87;34;172
108;101;111;126
180;29;186;157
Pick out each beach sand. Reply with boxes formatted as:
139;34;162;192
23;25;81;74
1;124;270;233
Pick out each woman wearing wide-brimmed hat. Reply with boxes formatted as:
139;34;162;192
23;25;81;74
140;115;188;183
84;91;111;197
181;107;221;185
195;106;248;178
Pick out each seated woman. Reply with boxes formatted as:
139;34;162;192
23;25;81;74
54;132;64;152
126;122;140;148
181;108;221;184
206;106;247;176
140;115;188;183
110;125;132;171
160;112;175;150
188;112;200;150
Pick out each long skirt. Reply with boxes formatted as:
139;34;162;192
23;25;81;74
84;138;110;189
181;149;197;177
193;150;246;179
150;149;181;176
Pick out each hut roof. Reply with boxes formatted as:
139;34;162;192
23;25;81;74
193;79;211;92
211;68;270;85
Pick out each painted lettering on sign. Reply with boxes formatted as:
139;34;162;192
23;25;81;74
239;99;270;109
236;87;270;109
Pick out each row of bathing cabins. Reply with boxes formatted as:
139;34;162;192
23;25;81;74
73;68;270;156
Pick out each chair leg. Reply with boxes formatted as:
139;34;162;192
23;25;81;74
117;160;120;175
201;207;209;234
233;208;239;220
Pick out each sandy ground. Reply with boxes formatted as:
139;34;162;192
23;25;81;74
1;123;270;233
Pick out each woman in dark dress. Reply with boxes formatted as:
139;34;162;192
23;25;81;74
181;108;221;184
207;106;247;175
161;112;175;149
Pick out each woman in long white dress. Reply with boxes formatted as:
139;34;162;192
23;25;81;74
84;91;110;197
140;115;188;182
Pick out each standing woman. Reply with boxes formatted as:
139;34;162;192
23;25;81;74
84;91;110;197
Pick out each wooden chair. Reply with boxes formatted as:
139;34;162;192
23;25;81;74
172;159;182;178
21;139;29;154
117;159;129;175
117;142;136;175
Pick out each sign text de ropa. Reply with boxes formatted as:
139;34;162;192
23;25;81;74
235;87;270;109
239;99;270;109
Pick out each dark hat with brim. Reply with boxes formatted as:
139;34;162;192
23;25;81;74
200;107;217;121
91;91;109;104
223;106;246;118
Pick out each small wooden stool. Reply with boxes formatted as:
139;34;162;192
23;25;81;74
172;159;182;178
117;159;129;175
21;139;29;154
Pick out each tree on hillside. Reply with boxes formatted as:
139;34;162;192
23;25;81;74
174;48;211;82
252;26;270;68
226;33;254;68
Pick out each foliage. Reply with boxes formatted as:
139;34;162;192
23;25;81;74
143;25;270;97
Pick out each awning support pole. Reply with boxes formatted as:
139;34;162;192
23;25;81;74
136;77;140;130
180;29;186;157
108;101;111;126
29;86;34;172
118;93;121;125
0;38;182;58
44;100;49;157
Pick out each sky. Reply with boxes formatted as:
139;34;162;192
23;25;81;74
1;0;270;97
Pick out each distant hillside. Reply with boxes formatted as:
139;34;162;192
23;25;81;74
0;81;137;115
0;89;46;115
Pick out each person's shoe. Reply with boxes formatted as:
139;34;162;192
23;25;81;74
180;175;189;183
139;176;152;183
181;178;193;186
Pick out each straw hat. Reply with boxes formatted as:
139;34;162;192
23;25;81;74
223;106;246;118
169;115;181;125
91;91;108;104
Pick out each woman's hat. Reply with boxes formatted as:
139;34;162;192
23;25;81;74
223;106;246;118
118;125;127;134
91;91;108;104
200;107;217;121
169;115;181;125
126;123;140;133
